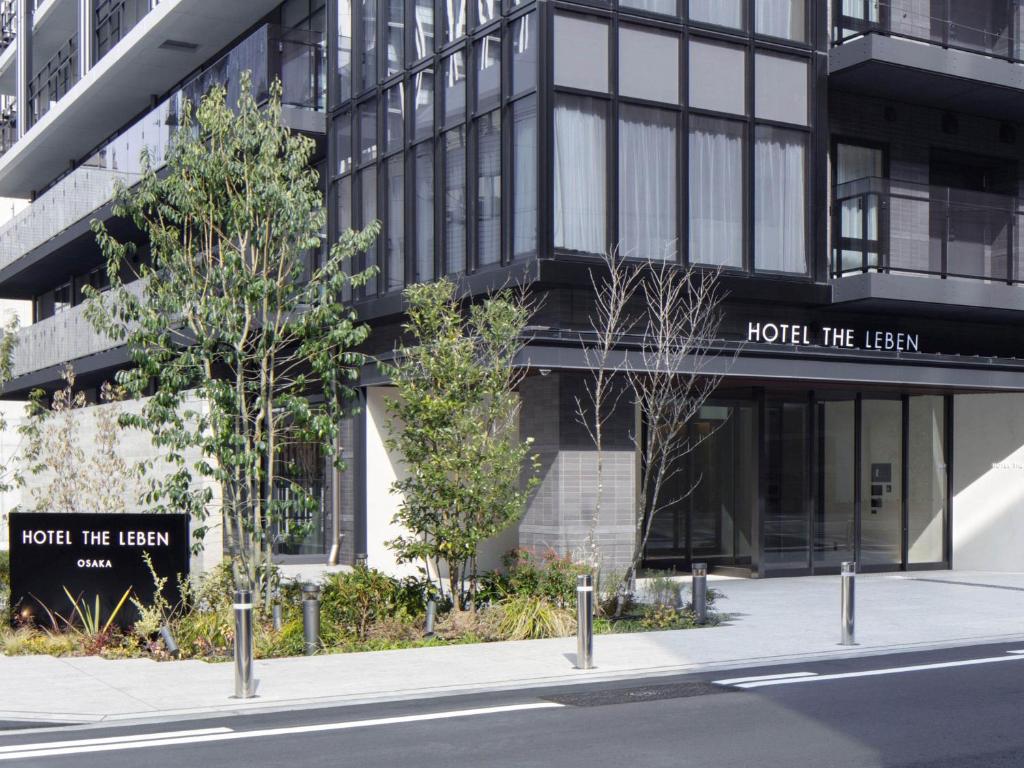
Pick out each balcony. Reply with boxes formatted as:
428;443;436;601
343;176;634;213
95;0;159;60
831;177;1024;313
830;1;1024;120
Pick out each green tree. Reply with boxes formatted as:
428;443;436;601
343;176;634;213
86;73;378;607
382;280;540;611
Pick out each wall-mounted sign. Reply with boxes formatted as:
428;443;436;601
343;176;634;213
746;322;921;353
8;513;190;629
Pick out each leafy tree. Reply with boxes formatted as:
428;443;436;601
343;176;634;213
382;280;540;611
86;73;378;607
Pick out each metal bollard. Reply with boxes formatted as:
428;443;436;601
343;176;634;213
841;561;856;646
302;583;321;656
576;574;594;670
272;602;283;632
158;625;179;658
233;589;255;699
424;599;437;637
691;562;708;625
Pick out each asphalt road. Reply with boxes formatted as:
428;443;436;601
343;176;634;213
5;641;1024;767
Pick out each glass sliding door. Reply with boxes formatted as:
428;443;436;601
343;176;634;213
860;399;903;567
816;399;856;567
763;401;810;569
907;396;947;564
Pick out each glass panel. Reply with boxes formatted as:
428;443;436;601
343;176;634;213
415;140;435;282
361;0;377;90
443;50;466;127
689;39;746;116
554;14;609;92
337;0;353;102
386;155;404;292
386;0;404;75
621;0;676;18
511;13;537;97
755;53;808;126
619;105;677;260
385;85;404;153
443;0;467;41
512;95;537;258
619;26;679;104
908;396;946;564
476;111;501;266
554;94;606;254
334;111;352;175
835;144;883;273
336;176;352;230
359;99;377;164
360;167;378;295
445;127;467;273
861;399;903;567
689;116;745;268
413;68;434;141
816;399;855;568
475;34;501;113
689;0;744;29
477;0;498;26
755;125;807;273
754;0;805;41
413;0;434;60
763;402;809;568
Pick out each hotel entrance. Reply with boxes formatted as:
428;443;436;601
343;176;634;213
643;390;950;576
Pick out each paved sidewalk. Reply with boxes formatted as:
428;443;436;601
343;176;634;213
2;571;1024;724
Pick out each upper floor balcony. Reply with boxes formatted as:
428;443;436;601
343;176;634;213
830;1;1024;121
831;176;1024;312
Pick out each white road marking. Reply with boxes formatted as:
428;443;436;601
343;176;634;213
0;702;564;762
730;653;1024;689
713;672;818;686
0;727;233;754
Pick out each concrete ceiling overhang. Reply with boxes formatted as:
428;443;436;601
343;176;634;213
0;0;282;198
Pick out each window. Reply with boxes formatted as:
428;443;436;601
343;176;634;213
414;68;434;140
54;282;72;314
689;39;746;115
619;27;679;104
443;51;466;127
689;0;744;29
477;0;497;27
386;155;404;291
385;85;404;152
512;95;537;258
554;15;608;92
334;112;352;175
754;125;807;273
554;94;606;254
620;106;676;260
361;168;378;294
360;0;377;90
754;0;805;42
445;127;467;272
755;53;808;126
689;116;745;268
415;141;435;282
443;0;466;41
477;111;501;266
336;176;352;230
620;0;676;18
511;13;537;97
413;0;434;60
475;34;500;113
337;0;352;102
386;0;404;75
359;100;377;164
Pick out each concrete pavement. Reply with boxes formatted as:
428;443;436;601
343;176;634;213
1;570;1023;724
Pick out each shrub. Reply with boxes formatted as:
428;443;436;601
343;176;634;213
480;549;590;609
0;549;8;617
494;595;576;640
320;565;421;641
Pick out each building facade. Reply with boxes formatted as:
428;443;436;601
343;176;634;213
4;0;1024;577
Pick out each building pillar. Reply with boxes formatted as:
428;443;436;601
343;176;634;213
78;0;94;79
15;0;31;137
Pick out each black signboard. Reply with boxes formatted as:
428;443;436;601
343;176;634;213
8;513;190;629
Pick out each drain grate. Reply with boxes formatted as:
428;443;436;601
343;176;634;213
543;681;736;707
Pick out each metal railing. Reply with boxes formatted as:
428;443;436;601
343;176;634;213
832;176;1024;284
833;0;1024;63
0;0;15;51
94;0;159;61
28;34;78;126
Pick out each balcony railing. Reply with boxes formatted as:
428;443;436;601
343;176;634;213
0;0;15;51
28;33;78;127
833;0;1024;64
832;177;1024;284
94;0;160;61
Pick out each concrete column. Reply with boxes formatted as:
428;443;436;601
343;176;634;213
78;0;93;78
15;0;30;137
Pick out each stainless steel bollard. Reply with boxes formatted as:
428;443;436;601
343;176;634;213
841;561;856;646
272;602;283;632
302;583;321;656
691;562;708;625
424;599;437;637
159;625;179;658
233;589;255;699
576;574;594;670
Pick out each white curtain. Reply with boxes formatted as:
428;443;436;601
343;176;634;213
621;0;675;17
689;0;744;29
755;127;807;274
620;107;676;260
836;143;883;272
754;0;803;40
513;97;537;257
689;118;744;268
554;96;606;254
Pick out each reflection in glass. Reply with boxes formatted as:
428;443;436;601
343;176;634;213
816;400;855;567
359;99;377;164
475;34;501;113
361;0;377;90
334;111;352;175
386;156;404;292
337;0;352;101
360;167;378;295
476;111;501;266
477;0;498;26
860;400;903;566
511;13;537;96
908;397;946;563
445;127;467;273
385;85;404;153
413;69;434;141
415;141;435;282
444;51;466;127
387;0;404;75
443;0;466;41
413;0;434;60
763;402;809;567
512;96;537;258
